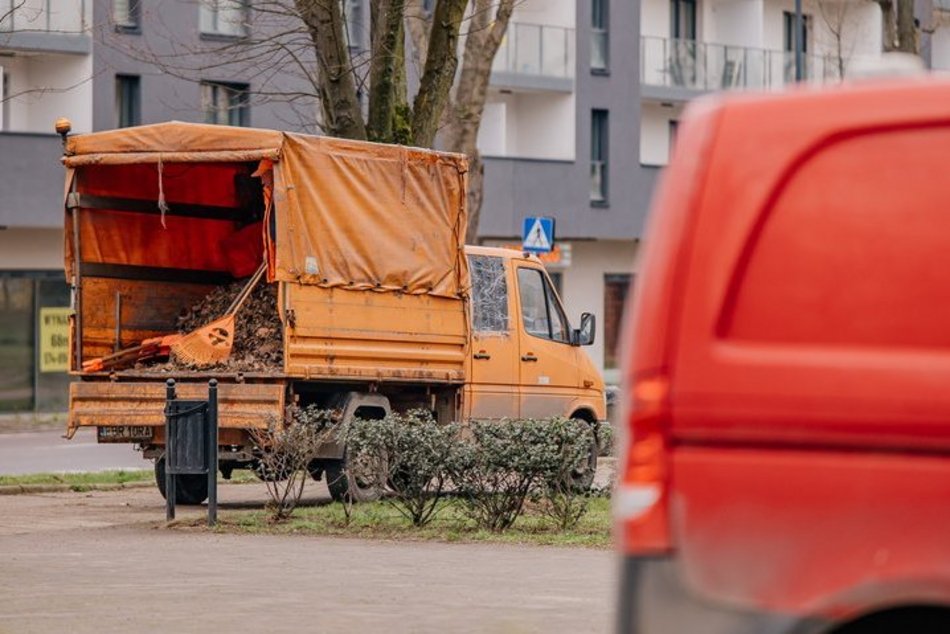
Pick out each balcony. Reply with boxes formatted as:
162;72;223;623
640;36;842;100
491;22;575;92
0;0;91;55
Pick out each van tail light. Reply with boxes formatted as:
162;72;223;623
616;373;673;554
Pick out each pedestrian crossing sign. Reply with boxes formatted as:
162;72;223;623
522;216;555;254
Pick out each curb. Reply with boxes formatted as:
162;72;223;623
0;481;154;496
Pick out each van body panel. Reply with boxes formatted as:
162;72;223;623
619;80;950;629
672;446;950;615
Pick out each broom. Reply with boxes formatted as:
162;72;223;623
171;262;267;367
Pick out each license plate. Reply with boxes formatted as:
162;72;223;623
98;425;154;442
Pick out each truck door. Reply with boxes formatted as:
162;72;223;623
514;266;580;419
465;255;519;419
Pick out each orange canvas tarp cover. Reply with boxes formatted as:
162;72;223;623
65;122;470;299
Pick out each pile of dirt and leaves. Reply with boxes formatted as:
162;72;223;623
137;280;283;373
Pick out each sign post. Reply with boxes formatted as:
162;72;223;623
522;216;556;254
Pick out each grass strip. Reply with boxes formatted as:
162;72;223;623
0;469;153;491
196;496;612;549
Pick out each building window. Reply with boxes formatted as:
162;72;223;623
604;274;632;369
0;273;71;413
200;0;247;37
116;75;141;128
671;0;697;39
591;109;608;204
113;0;140;30
342;0;363;49
201;81;249;127
591;0;608;72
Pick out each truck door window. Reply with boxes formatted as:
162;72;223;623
518;267;570;343
468;255;509;333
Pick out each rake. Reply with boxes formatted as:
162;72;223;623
171;262;267;367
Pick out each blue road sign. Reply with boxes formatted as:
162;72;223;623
522;216;555;254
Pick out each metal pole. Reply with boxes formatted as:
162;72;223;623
71;205;82;371
207;379;218;527
165;379;176;522
794;0;804;81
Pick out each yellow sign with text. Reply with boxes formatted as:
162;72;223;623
39;307;72;373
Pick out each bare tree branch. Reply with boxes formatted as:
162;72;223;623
295;0;367;139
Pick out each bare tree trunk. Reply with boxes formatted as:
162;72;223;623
410;0;468;147
296;0;367;140
896;0;918;53
443;0;515;243
367;0;406;142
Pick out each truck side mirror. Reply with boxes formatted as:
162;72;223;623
573;312;596;346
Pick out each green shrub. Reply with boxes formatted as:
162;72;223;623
344;410;460;527
450;418;594;532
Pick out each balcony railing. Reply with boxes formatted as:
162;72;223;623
0;0;88;34
641;36;843;92
492;22;575;79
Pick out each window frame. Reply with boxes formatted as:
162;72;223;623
201;81;250;127
516;266;572;345
591;0;609;74
591;109;609;205
113;0;141;32
200;0;248;38
115;74;141;128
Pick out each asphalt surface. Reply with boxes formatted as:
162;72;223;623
0;483;615;633
0;429;146;475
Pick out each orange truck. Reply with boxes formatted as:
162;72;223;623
62;122;605;504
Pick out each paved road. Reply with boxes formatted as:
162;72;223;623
0;483;615;633
0;429;146;475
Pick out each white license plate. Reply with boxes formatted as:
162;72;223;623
98;425;154;441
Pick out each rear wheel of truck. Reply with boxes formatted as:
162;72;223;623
154;457;209;506
324;451;385;503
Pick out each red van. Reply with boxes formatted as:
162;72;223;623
616;79;950;633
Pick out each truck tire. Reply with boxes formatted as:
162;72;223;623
154;457;209;506
324;453;385;503
568;418;599;492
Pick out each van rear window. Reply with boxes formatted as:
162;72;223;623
724;126;950;348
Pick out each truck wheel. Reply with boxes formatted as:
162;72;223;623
154;457;209;506
568;419;599;492
324;451;385;503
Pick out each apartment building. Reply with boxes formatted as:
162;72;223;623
478;0;655;383
640;0;883;165
0;0;306;412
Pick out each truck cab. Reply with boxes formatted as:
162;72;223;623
465;246;603;424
